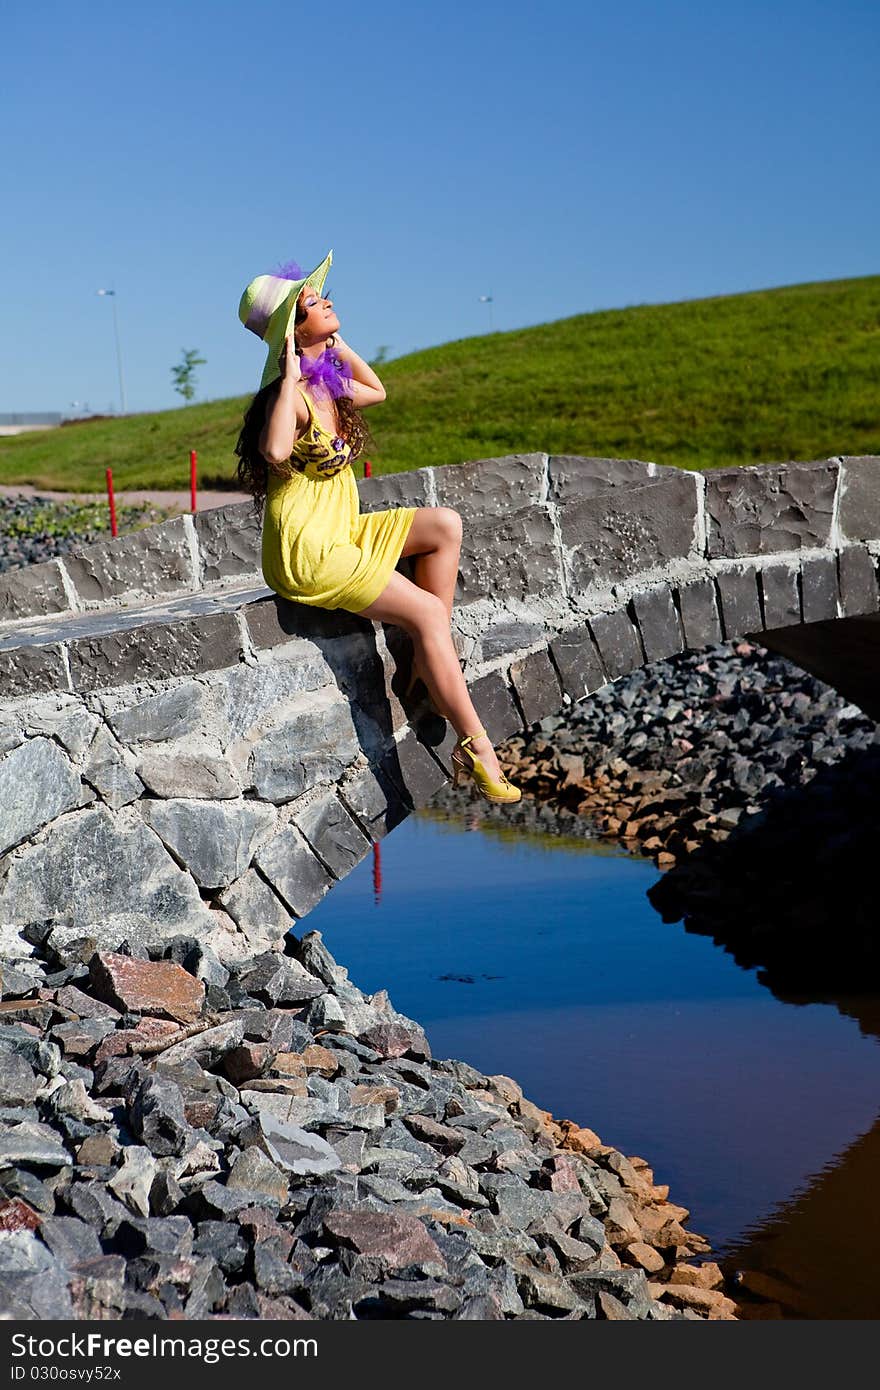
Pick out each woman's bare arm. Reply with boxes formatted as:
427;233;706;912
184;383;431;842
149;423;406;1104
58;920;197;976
332;334;386;406
259;338;309;464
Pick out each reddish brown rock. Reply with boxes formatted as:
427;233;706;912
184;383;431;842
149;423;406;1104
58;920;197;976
301;1044;339;1075
544;1155;581;1193
360;1021;429;1060
323;1209;447;1270
623;1241;666;1274
660;1284;737;1319
271;1052;307;1077
0;1198;42;1233
88;952;205;1023
349;1084;399;1114
597;1290;637;1319
76;1134;119;1166
604;1197;643;1247
555;1120;603;1154
239;1077;307;1096
93;1018;179;1064
669;1261;724;1291
54;985;122;1021
221;1043;272;1085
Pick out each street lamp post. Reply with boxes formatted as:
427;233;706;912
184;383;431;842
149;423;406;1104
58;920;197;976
96;288;127;415
479;294;494;333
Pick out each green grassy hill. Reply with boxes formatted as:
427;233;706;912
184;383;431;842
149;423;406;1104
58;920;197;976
2;274;878;492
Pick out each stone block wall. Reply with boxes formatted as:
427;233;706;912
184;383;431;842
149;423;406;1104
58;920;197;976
1;451;878;960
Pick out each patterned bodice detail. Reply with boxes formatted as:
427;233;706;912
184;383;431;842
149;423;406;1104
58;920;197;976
287;389;353;478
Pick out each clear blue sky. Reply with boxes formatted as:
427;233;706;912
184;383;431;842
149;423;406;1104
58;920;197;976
3;0;877;415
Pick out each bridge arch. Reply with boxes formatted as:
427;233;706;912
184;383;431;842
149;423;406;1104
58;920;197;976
0;451;877;961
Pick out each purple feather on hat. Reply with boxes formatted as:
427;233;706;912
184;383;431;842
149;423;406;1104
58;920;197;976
273;258;305;281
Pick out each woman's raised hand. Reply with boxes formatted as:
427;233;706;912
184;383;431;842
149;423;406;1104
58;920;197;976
279;334;302;382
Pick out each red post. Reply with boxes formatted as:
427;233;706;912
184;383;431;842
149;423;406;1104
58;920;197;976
364;458;372;478
190;450;197;512
105;467;118;538
372;840;382;906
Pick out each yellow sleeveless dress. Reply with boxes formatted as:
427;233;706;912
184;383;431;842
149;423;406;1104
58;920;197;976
261;388;417;614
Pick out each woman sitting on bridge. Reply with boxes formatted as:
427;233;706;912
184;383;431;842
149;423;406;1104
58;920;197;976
234;250;520;805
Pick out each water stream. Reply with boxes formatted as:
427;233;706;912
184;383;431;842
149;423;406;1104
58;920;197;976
303;807;880;1319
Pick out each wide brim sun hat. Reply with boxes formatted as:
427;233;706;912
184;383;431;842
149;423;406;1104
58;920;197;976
239;250;333;390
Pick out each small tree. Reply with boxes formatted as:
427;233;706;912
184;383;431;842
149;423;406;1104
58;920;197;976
171;348;206;402
369;345;390;367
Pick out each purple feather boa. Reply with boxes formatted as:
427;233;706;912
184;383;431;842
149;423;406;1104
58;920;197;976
298;348;354;400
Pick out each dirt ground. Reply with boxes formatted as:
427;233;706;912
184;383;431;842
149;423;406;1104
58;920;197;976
0;484;253;513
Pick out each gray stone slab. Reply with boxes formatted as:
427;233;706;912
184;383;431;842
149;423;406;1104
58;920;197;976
561;471;698;602
0;805;213;941
715;567;762;639
547;455;654;501
253;826;334;917
63;515;195;604
0;559;71;621
212;650;334;745
357;469;433;513
140;798;277;891
477;621;544;662
136;750;241;799
382;730;449;809
588;610;643;680
0;644;68;698
838;544;879;618
467;670;522;743
801;553;840;623
294;792;372;879
246;691;360;803
630;586;684;665
432;454;546;520
245;595;365;651
675;579;722;651
68;613;242;692
759;561;801;629
705;461;837;558
82;725;144;809
508;648;563;725
456;508;561;606
194;502;262;581
338;764;409;841
106;680;211;744
216;868;293;950
548;625;607;700
0;586;266;657
838;457;880;542
0;737;82;856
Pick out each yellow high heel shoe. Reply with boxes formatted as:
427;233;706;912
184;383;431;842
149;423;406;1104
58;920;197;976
450;727;522;805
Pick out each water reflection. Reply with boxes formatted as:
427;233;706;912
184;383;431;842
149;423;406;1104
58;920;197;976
303;805;880;1319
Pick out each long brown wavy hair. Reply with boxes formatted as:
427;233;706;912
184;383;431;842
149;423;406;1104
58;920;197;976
235;296;372;519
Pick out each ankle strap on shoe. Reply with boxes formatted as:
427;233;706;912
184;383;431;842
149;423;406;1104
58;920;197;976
459;727;487;749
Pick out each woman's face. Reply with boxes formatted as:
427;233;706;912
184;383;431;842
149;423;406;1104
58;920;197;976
296;284;340;347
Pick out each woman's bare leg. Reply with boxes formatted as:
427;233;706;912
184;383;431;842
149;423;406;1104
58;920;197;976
397;507;463;714
399;507;462;620
357;570;507;784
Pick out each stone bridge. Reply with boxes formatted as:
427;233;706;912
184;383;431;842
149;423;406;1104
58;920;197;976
1;452;878;963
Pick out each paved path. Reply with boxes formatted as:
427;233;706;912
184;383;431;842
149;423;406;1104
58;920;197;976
0;484;252;512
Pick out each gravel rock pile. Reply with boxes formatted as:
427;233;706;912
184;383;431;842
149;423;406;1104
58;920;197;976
0;496;169;574
0;926;735;1321
435;638;878;873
